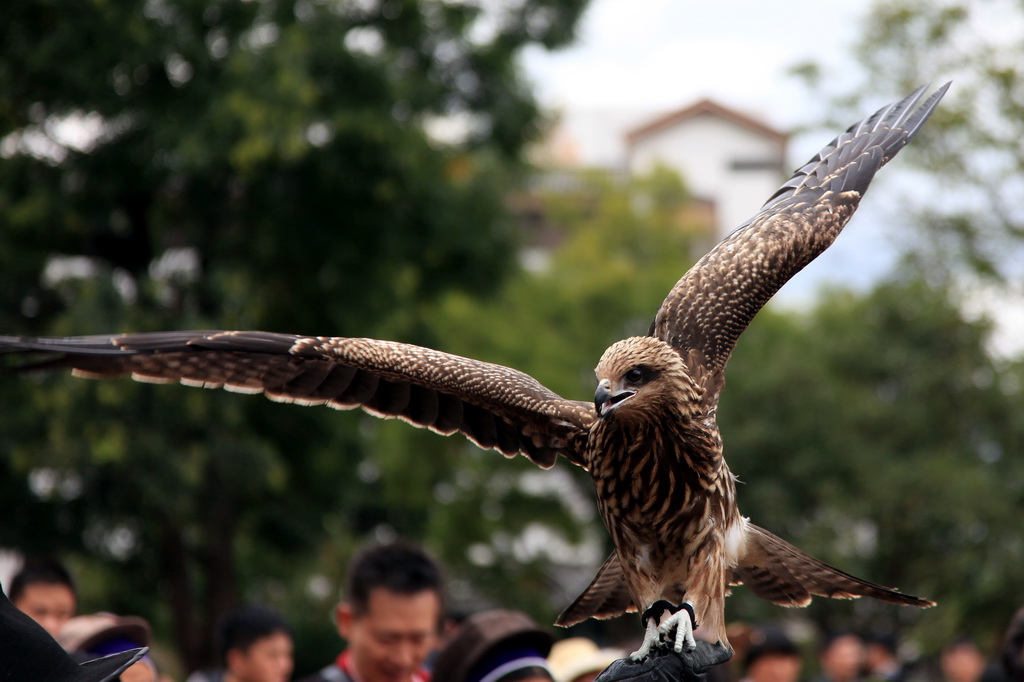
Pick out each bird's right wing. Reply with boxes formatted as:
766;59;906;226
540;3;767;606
0;331;596;469
555;551;637;626
651;84;949;383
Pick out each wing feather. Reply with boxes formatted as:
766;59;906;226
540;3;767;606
556;552;637;626
651;83;950;384
733;524;934;608
0;331;595;468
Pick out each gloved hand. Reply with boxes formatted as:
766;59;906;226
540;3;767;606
594;640;733;682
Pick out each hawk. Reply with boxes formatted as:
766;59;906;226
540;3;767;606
1;84;948;660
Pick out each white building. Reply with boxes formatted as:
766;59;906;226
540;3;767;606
626;99;787;240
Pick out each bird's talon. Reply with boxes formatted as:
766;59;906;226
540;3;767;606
653;601;697;654
629;617;662;660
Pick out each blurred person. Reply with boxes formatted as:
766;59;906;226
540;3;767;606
1001;607;1024;682
8;556;77;639
548;636;623;682
740;625;801;682
60;611;158;682
187;605;294;682
433;611;731;682
815;633;866;682
703;622;755;682
432;609;554;682
941;638;987;682
0;585;146;682
297;541;444;682
865;634;905;682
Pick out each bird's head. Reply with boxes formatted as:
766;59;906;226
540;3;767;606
593;336;698;422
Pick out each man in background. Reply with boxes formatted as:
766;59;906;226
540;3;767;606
188;606;294;682
865;635;906;682
298;541;444;682
222;606;294;682
815;633;866;682
8;557;77;639
940;638;988;682
740;625;802;682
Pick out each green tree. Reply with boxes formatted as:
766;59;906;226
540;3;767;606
720;275;1024;648
786;0;1024;646
0;0;589;671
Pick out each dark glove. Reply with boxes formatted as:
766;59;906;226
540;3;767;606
594;640;733;682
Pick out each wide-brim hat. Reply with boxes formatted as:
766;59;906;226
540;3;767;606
59;612;152;653
0;587;147;682
432;609;554;682
548;637;623;682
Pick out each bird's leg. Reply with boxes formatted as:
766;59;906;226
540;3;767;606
630;600;697;660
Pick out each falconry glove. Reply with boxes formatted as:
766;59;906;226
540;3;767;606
594;640;732;682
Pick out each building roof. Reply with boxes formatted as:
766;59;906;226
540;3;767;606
626;98;786;146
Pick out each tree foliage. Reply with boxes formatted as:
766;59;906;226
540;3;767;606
0;0;589;672
786;3;1024;646
721;276;1024;649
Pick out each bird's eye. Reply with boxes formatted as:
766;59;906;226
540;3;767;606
625;368;644;384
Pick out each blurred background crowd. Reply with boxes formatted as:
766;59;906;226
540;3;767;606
5;546;1024;682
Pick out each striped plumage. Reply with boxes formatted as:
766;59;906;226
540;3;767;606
1;84;948;660
581;337;736;653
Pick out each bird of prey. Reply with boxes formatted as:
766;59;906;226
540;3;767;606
1;83;948;661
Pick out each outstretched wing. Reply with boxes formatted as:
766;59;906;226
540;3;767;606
732;523;934;608
651;83;950;383
0;331;595;469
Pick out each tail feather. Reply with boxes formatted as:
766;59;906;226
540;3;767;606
733;523;934;608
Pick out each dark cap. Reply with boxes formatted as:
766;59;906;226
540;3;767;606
432;609;554;682
744;625;799;671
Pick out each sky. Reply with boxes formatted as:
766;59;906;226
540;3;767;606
519;1;899;299
517;1;1024;358
521;0;865;125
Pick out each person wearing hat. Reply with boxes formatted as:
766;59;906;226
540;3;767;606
432;609;556;682
434;610;732;682
0;583;146;682
549;637;625;682
60;611;159;682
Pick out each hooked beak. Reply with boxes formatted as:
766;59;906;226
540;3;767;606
595;379;635;418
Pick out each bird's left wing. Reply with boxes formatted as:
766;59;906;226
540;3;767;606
650;83;949;384
0;331;595;469
731;523;934;608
